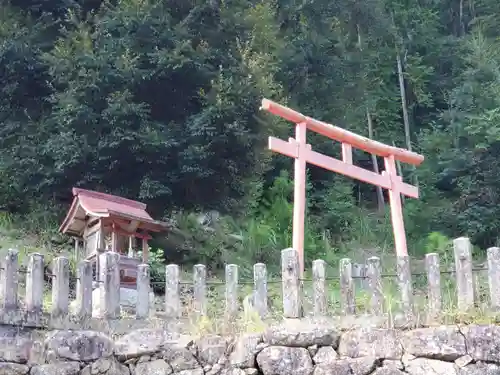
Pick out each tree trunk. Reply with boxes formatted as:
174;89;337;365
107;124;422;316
396;52;412;153
459;0;464;36
367;109;385;212
358;24;385;212
396;51;418;187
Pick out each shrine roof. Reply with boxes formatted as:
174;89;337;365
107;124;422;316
59;188;169;236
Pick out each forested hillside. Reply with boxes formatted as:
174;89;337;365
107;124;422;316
1;0;500;272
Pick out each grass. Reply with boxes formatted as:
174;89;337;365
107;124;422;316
180;273;500;337
0;208;71;266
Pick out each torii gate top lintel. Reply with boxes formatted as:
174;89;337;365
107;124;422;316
261;99;424;166
261;98;424;277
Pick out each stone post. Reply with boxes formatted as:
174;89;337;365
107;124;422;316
282;248;301;318
453;237;474;311
0;249;18;311
312;259;327;316
425;253;442;322
51;256;70;319
193;264;206;317
75;260;93;320
136;264;150;319
165;264;180;319
487;247;500;311
366;256;383;315
396;256;414;321
225;264;238;319
253;263;268;318
340;258;355;315
352;263;367;290
25;253;44;322
99;251;121;319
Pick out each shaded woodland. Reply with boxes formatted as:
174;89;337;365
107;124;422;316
1;0;500;271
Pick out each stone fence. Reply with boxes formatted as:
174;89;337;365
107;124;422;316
0;236;498;329
2;319;500;375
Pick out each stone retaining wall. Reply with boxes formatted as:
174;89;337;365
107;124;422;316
1;320;500;375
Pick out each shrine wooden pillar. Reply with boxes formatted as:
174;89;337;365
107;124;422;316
111;223;118;252
74;237;80;261
128;236;134;257
142;238;149;263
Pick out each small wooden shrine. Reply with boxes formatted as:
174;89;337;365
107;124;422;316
59;188;169;289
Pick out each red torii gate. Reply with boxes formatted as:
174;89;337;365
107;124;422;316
261;99;424;277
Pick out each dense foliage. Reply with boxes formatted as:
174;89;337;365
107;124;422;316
2;0;500;271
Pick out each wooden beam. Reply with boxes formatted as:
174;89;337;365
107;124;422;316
125;220;140;233
269;137;418;199
262;98;424;166
112;227;152;241
102;217;129;228
342;143;353;164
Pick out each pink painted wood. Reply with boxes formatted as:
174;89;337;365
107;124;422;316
262;99;423;275
293;123;307;277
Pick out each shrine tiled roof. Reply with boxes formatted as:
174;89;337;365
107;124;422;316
59;188;169;235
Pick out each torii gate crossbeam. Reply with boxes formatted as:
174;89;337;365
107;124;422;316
261;99;424;277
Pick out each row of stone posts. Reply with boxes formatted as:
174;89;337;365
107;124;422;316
164;262;269;320
0;250;129;322
0;237;498;323
280;237;500;320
